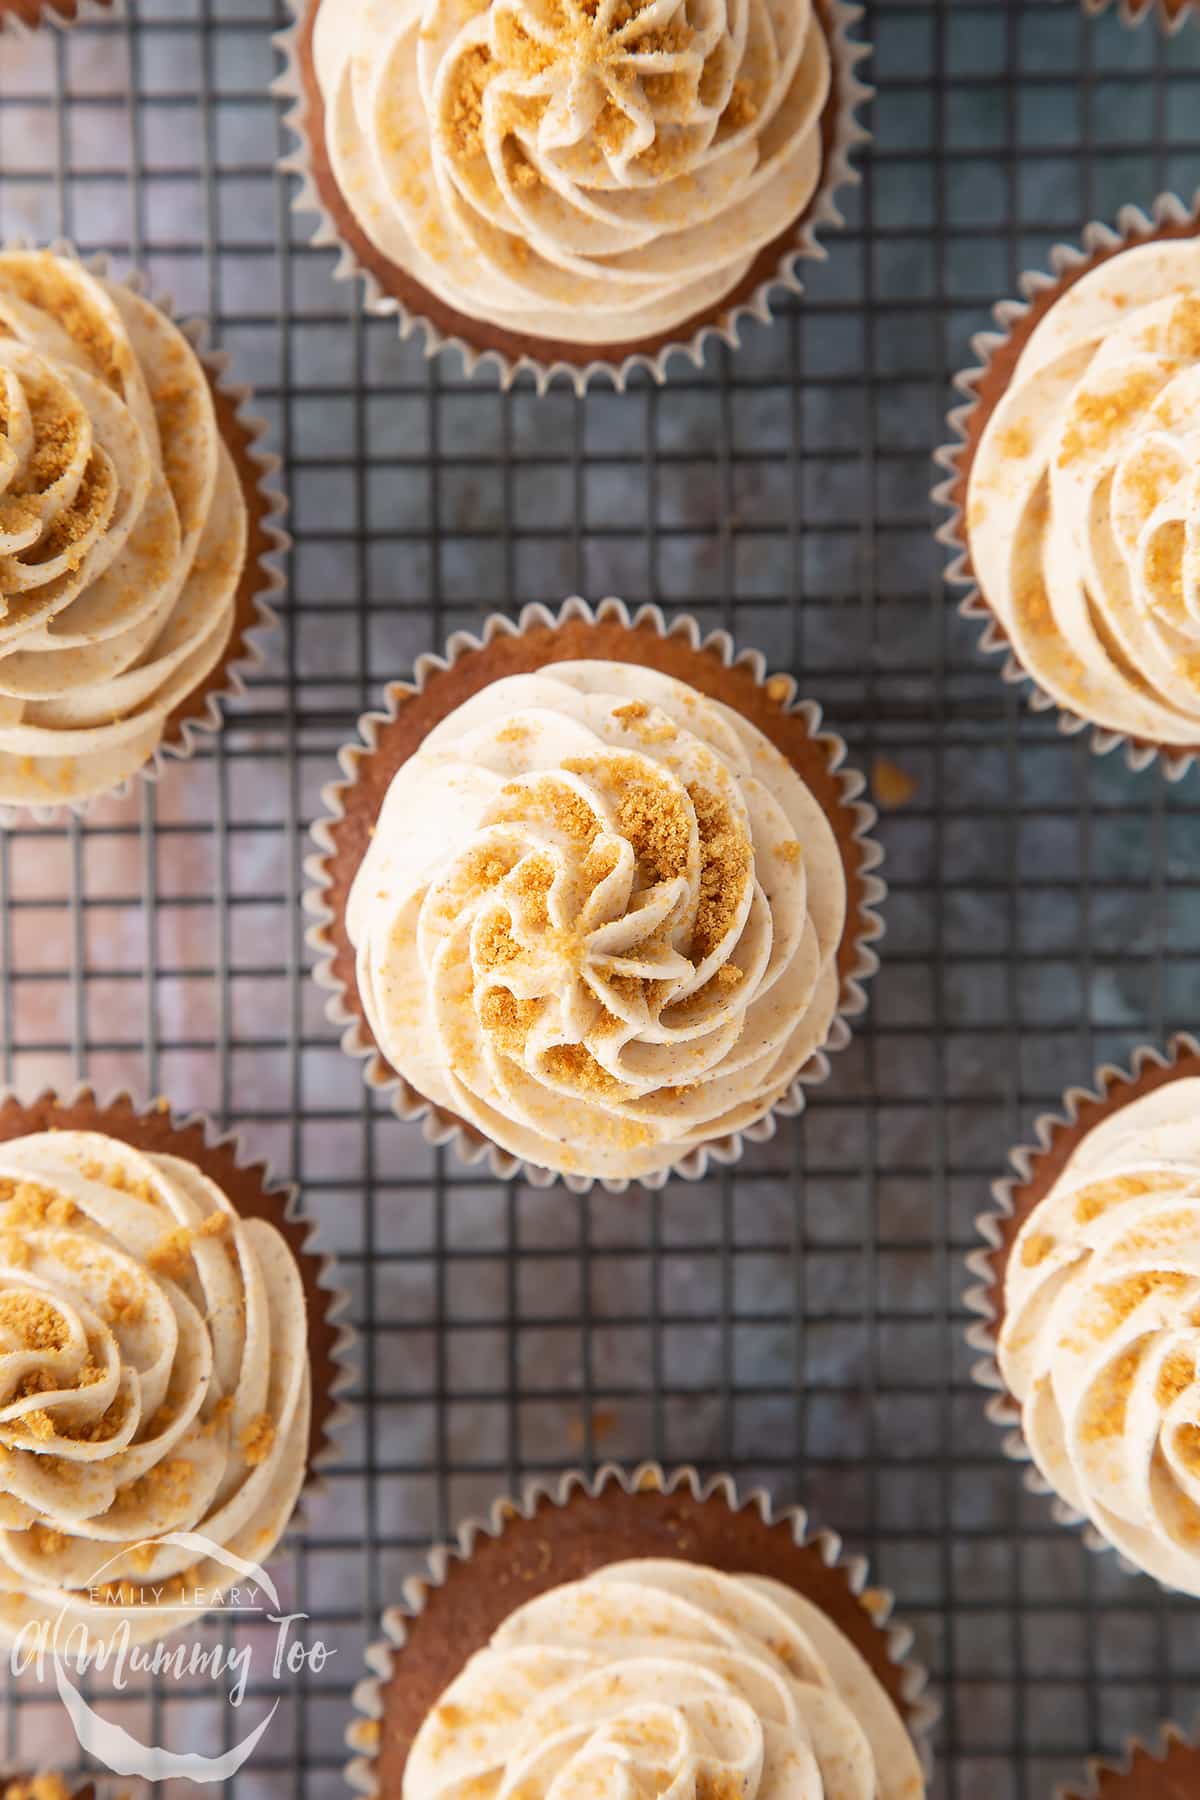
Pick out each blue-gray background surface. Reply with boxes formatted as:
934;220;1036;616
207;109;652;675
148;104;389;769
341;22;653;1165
2;0;1200;1793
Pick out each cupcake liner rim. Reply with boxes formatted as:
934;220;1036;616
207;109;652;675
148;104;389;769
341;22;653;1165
342;1460;938;1797
303;593;886;1195
964;1031;1200;1565
0;0;119;34
0;1080;357;1499
931;189;1200;784
1057;1723;1199;1800
1084;0;1195;32
270;1;872;395
0;236;289;825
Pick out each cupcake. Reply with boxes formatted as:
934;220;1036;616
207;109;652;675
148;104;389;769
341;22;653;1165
344;1465;934;1797
0;248;283;812
936;196;1200;778
967;1032;1200;1595
1061;1726;1200;1799
306;598;884;1190
0;1089;349;1647
277;0;869;388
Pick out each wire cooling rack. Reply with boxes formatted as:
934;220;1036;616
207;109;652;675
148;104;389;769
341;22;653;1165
2;0;1200;1794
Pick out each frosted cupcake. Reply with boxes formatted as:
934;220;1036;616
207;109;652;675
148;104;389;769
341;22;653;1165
345;1466;933;1797
0;1090;347;1647
279;0;868;385
969;1034;1200;1596
0;249;282;810
307;600;884;1189
937;201;1200;776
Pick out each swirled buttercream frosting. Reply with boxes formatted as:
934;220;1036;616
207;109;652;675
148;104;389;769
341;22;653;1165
0;250;247;805
405;1560;924;1800
310;0;834;346
966;240;1200;746
0;1130;310;1645
999;1078;1200;1594
346;661;848;1181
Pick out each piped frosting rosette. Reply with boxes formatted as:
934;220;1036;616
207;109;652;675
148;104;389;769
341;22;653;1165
997;1078;1200;1596
346;660;847;1184
402;1560;925;1800
0;250;248;806
966;242;1200;750
306;0;841;350
0;1129;310;1646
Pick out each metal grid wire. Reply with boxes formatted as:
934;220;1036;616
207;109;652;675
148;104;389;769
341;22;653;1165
2;0;1200;1794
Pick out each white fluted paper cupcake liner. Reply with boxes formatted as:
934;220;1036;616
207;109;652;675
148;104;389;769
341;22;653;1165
0;0;120;34
271;2;871;394
932;191;1200;784
0;1083;356;1615
0;239;288;824
965;1032;1200;1569
303;594;886;1195
1058;1723;1200;1799
341;1462;938;1795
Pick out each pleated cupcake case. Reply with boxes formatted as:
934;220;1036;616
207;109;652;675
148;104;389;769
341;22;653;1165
965;1031;1200;1577
0;1084;356;1642
303;594;886;1194
342;1462;938;1796
933;192;1200;783
272;0;871;394
0;241;288;822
